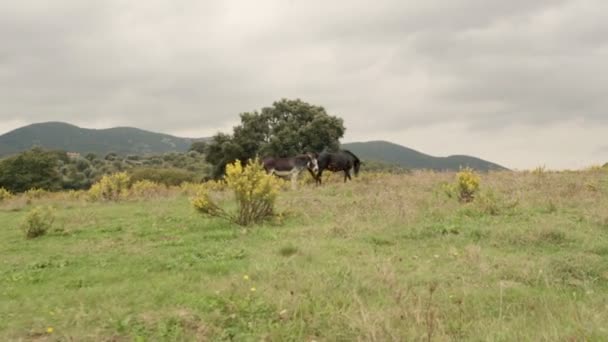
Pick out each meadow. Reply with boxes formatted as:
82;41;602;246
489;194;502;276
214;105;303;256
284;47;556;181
1;170;608;341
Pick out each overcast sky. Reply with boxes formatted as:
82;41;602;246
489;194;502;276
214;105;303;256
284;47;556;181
1;0;607;170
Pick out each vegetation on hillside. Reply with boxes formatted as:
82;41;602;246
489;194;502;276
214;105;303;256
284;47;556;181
0;147;210;193
0;121;509;173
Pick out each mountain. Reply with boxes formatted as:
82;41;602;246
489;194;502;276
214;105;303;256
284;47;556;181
341;140;507;171
0;122;202;157
0;122;506;171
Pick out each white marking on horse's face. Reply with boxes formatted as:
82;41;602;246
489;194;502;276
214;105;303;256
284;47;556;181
309;158;319;173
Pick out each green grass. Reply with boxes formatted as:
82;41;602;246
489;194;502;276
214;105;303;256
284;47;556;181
1;171;608;341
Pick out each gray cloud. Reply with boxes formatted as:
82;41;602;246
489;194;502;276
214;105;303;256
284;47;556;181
1;0;607;168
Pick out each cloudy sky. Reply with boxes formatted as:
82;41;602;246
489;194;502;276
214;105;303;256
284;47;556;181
1;0;607;170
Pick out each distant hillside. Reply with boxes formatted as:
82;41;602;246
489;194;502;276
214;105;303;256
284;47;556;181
0;122;506;171
0;122;204;157
342;140;507;171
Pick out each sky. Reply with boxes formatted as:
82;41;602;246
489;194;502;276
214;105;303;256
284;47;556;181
1;0;607;170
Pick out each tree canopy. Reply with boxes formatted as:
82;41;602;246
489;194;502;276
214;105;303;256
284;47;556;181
0;147;63;192
204;99;345;177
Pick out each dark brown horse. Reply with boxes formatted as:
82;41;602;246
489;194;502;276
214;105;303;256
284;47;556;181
314;150;361;184
262;153;319;189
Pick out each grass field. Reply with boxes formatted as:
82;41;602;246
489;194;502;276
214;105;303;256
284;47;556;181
1;170;608;341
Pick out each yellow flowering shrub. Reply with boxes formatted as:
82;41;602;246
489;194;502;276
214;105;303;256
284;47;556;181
66;189;86;201
191;158;282;226
205;179;227;192
88;172;131;201
22;206;55;239
191;188;227;218
0;187;13;202
456;167;480;203
128;180;166;199
180;182;204;196
25;188;48;201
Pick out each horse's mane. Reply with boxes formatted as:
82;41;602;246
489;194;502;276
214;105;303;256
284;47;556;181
341;149;360;163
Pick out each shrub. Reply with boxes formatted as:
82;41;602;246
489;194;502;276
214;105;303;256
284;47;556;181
0;147;63;193
88;172;131;201
456;168;480;203
191;189;228;219
21;206;55;239
66;190;86;201
25;188;48;202
191;158;282;226
204;179;227;192
180;182;205;196
128;180;166;199
225;159;282;225
0;187;13;202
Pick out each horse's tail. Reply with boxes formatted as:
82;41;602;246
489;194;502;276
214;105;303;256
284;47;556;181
342;150;361;176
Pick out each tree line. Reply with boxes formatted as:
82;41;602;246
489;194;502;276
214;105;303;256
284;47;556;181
0;99;348;192
0;148;209;193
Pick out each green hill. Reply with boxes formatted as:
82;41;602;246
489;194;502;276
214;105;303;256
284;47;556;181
342;140;507;171
0;122;201;157
0;122;507;171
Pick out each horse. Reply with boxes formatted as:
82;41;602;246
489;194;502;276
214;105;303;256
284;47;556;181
262;152;319;189
314;150;361;184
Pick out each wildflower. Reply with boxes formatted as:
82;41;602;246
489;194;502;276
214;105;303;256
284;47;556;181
243;275;249;281
47;327;54;333
250;287;256;292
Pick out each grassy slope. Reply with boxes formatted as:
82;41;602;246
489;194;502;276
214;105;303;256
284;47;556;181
1;171;608;340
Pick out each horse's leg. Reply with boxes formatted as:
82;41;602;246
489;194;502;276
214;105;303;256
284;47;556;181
344;169;352;182
316;170;323;185
307;168;317;185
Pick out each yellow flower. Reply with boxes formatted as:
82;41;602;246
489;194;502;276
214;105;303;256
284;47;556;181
47;327;54;333
250;287;256;292
243;275;249;280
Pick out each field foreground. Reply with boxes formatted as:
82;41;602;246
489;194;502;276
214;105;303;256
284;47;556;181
1;171;608;341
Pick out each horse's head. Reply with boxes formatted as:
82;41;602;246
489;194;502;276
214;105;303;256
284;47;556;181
354;159;361;176
305;152;319;173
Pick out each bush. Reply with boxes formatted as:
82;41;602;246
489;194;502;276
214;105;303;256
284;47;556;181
180;182;205;196
225;159;282;225
66;190;86;201
25;188;48;202
0;147;63;192
21;206;55;239
456;168;480;203
191;189;227;219
0;187;13;202
88;172;131;201
191;159;282;226
128;180;166;199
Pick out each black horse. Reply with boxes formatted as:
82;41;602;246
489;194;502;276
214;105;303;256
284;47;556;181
314;150;361;184
262;153;319;189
